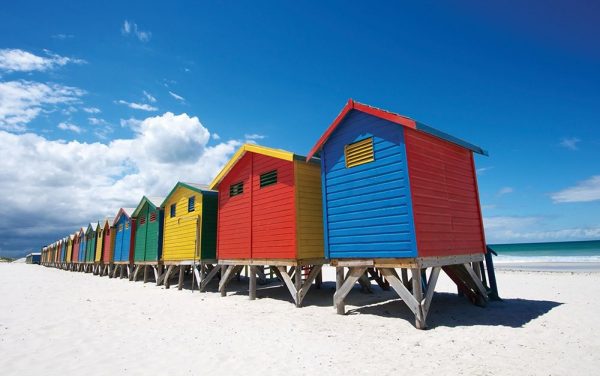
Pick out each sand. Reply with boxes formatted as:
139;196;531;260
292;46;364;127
1;263;599;375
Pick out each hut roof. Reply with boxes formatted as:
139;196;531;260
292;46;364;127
161;182;216;207
306;99;487;160
132;196;165;217
112;208;136;226
209;143;318;189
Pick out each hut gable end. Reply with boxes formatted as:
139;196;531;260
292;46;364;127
321;110;417;259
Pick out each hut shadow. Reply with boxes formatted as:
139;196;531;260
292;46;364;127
347;290;563;328
224;278;336;307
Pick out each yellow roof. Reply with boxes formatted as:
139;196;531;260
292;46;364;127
209;143;295;189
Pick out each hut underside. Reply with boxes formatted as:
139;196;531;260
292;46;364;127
156;259;219;290
331;253;488;329
130;261;163;284
212;258;328;307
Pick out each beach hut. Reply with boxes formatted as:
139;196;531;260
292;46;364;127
26;253;41;264
208;144;325;306
72;232;80;271
306;99;489;328
93;219;108;275
84;223;97;272
158;182;217;290
78;227;87;272
58;238;66;269
66;235;74;270
131;196;164;283
112;208;136;278
99;218;115;276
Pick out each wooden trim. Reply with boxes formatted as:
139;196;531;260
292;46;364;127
218;258;327;266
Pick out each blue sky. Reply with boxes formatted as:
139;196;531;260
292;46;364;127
1;1;599;257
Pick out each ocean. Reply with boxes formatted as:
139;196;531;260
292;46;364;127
489;240;600;264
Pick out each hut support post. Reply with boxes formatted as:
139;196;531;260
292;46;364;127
178;266;185;290
199;264;220;292
249;266;257;300
411;268;425;329
143;265;149;283
163;265;175;289
333;266;367;315
219;265;243;297
274;265;322;308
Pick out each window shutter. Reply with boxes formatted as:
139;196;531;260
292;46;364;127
259;170;278;188
188;196;195;212
345;137;374;168
229;182;244;197
150;212;157;222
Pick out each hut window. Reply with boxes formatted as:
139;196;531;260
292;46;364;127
229;182;244;197
125;222;129;230
139;217;146;225
345;137;374;168
106;229;110;235
260;170;278;188
150;212;157;222
170;203;176;218
119;224;123;232
188;196;195;212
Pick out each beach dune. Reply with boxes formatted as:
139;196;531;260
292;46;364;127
1;263;599;375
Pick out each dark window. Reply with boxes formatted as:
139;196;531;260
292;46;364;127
150;212;157;222
188;196;195;212
229;182;244;197
260;170;277;188
170;203;176;218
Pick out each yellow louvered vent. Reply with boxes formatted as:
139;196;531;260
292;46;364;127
345;137;374;168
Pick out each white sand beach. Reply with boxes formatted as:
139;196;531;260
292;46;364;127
1;263;599;375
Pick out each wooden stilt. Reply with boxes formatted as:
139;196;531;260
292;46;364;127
411;268;425;329
143;265;149;283
334;267;367;315
163;265;175;289
335;267;345;314
249;265;257;300
178;266;185;290
199;263;220;291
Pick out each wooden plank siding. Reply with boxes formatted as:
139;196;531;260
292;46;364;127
294;160;324;259
405;128;486;257
216;150;299;260
95;223;104;262
161;184;217;261
102;222;114;263
320;110;417;259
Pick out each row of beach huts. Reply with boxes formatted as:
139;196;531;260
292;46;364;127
39;100;498;329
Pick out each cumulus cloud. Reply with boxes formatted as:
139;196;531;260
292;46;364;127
559;137;580;151
121;20;151;42
117;99;157;111
552;175;600;203
0;112;240;256
168;90;185;102
0;80;85;131
0;48;84;72
57;121;82;133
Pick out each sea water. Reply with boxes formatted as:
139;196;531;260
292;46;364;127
489;240;600;264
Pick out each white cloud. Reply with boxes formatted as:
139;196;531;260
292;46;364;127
560;137;580;151
244;133;266;140
0;112;239;256
476;166;493;175
0;80;85;131
117;100;157;111
88;117;109;126
497;186;514;196
484;215;600;243
83;107;101;114
552;175;600;203
212;133;220;140
168;90;185;102
143;90;156;103
0;49;84;72
121;20;151;42
57;122;82;133
52;34;74;40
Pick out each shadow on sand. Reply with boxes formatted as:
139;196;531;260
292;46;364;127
164;274;563;328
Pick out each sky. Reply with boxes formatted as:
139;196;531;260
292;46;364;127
1;1;599;257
